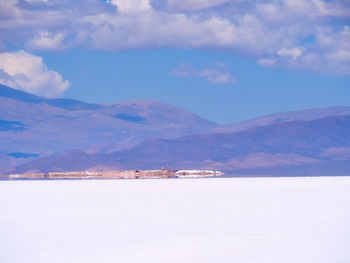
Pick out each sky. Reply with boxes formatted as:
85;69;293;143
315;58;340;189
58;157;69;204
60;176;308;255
0;0;349;124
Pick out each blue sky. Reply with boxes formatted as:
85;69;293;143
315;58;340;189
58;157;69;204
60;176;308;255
38;48;349;123
0;0;349;123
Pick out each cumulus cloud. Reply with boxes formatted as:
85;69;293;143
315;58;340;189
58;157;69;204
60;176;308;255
26;31;66;51
1;0;350;75
0;50;70;97
278;47;305;60
172;62;235;84
109;0;151;13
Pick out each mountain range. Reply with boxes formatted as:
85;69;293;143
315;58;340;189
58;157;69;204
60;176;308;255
1;84;349;176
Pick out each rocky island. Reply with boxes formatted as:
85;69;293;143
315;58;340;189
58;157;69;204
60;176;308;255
6;169;223;180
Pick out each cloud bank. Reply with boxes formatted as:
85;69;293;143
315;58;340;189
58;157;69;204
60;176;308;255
0;50;70;97
1;0;350;75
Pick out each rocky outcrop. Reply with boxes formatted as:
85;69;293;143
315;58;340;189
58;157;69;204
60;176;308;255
7;169;223;180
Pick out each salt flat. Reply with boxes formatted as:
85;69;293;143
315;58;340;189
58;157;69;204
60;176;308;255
1;177;350;263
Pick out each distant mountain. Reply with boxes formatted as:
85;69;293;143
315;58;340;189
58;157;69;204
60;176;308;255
0;84;216;171
0;84;100;110
213;106;350;133
2;84;350;176
9;115;350;176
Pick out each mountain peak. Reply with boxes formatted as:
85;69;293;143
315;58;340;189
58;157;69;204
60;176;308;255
0;84;100;110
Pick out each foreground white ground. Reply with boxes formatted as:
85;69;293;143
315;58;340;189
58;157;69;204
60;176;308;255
1;177;350;263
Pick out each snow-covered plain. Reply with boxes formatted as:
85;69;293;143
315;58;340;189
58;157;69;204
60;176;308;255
1;177;350;263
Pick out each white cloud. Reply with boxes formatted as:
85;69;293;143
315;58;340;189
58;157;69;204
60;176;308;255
327;50;350;63
24;0;49;3
277;47;305;60
1;0;350;75
160;0;233;12
109;0;151;13
257;58;276;67
26;31;66;51
0;50;70;98
172;62;235;84
198;69;235;84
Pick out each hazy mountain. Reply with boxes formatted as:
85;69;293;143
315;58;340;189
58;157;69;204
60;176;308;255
213;106;350;133
2;84;350;176
8;115;350;176
0;84;216;171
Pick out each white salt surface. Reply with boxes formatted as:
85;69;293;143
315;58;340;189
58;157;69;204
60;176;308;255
1;177;350;263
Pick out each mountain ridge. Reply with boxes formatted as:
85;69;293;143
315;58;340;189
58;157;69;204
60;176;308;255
1;84;349;175
7;115;350;175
